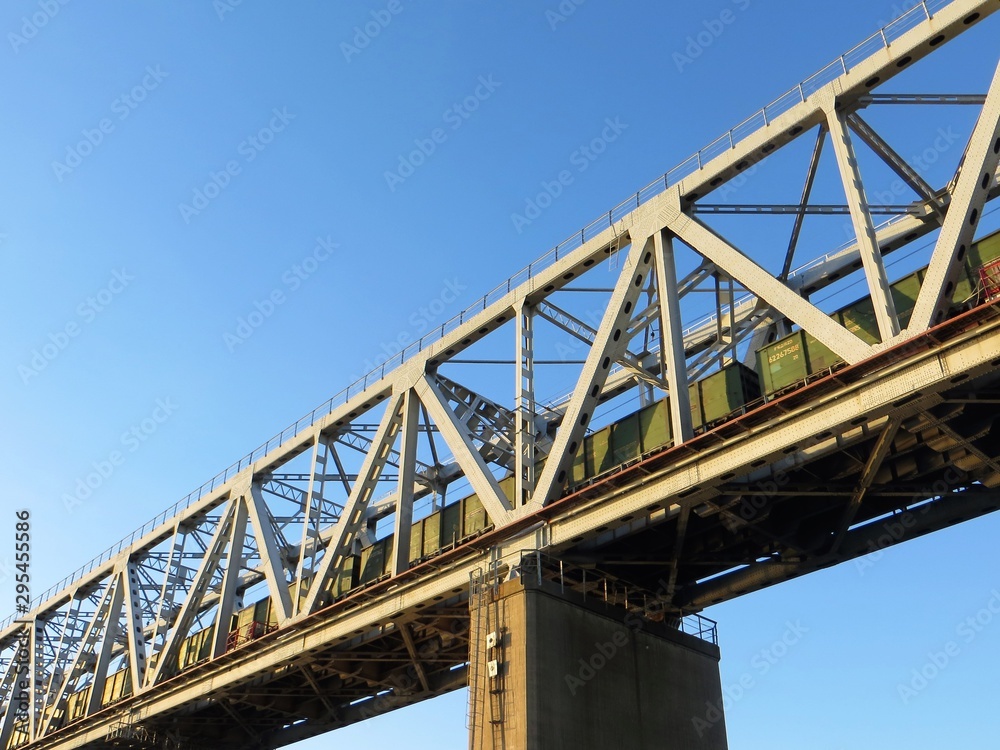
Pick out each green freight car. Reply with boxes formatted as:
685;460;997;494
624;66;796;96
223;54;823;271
696;361;761;424
64;685;92;723
101;664;134;706
355;490;494;585
758;229;1000;395
572;361;760;481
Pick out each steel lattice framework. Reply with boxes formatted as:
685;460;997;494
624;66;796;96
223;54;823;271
4;1;1000;747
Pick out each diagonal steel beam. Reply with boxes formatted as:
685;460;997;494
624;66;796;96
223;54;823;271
781;125;827;281
535;301;666;390
416;375;513;526
399;624;430;693
246;484;293;625
84;574;125;716
663;208;870;364
826;102;900;340
302;392;407;615
148;524;187;659
40;599;81;716
209;499;249;659
328;443;353;496
38;580;116;735
434;376;517;468
828;418;901;555
294;435;331;610
847;112;938;205
910;58;1000;332
530;234;654;507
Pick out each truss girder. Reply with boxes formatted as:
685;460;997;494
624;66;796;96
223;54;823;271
0;637;29;750
433;376;518;468
5;3;1000;746
150;498;240;685
245;484;292;625
26;317;1000;750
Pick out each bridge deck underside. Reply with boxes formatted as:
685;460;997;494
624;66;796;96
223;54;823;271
100;605;470;750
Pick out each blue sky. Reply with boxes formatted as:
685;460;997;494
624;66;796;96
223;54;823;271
2;1;1000;747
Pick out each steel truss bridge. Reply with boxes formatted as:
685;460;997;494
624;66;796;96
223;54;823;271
5;1;1000;747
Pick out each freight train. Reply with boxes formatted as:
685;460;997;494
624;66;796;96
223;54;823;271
49;228;1000;727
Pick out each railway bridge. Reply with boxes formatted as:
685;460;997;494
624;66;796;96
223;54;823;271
4;1;1000;747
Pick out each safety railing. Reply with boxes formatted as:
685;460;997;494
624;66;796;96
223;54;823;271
517;551;718;646
1;0;954;631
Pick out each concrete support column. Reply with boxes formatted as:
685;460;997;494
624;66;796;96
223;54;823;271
468;565;728;749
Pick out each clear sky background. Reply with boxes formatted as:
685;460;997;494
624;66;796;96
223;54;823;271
2;1;1000;747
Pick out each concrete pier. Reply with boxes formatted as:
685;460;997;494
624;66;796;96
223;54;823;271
468;563;728;749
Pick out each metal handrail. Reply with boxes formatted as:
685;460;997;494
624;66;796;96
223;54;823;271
518;550;718;645
1;0;952;631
